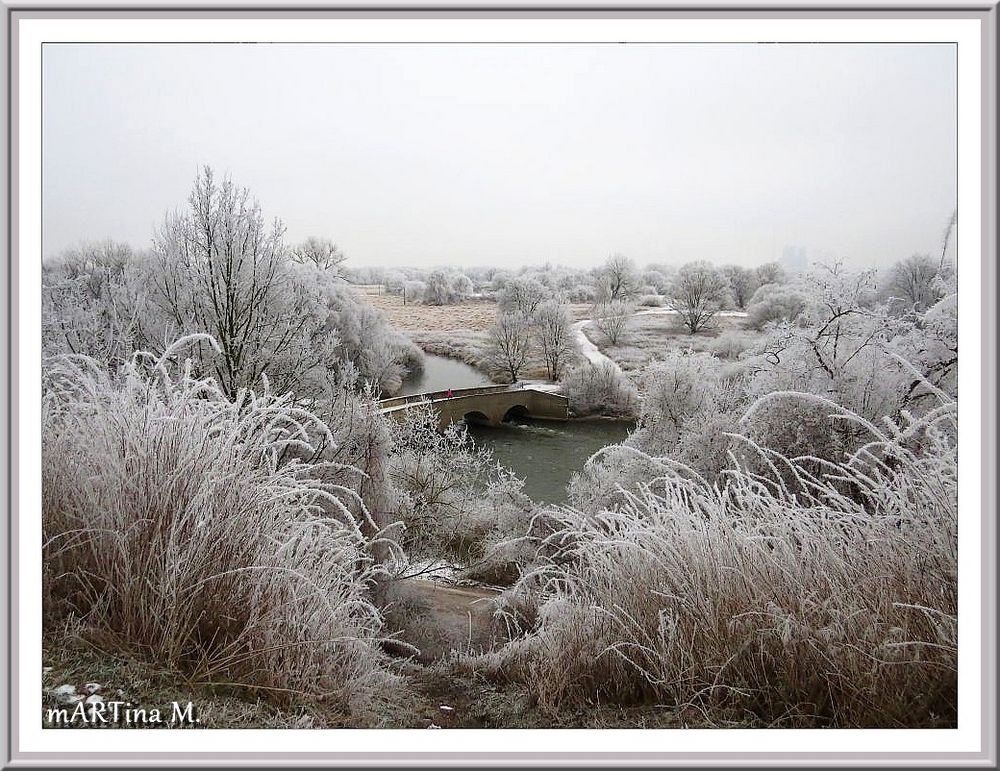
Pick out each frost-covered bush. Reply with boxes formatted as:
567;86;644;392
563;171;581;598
422;269;473;305
42;240;149;368
639;294;664;307
561;360;638;417
42;339;399;710
746;281;809;329
403;280;427;304
387;404;509;564
471;394;957;727
303;269;423;395
708;329;756;359
632;351;727;448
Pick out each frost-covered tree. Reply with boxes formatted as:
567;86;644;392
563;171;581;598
884;253;943;312
498;275;549;317
422;269;474;305
291;236;347;273
666;261;730;333
754;261;787;286
592;299;635;345
42;240;143;367
403;280;426;305
486;312;532;382
722;264;760;309
143;167;316;398
423;269;456;305
594;253;643;302
534;299;576;380
139;167;421;399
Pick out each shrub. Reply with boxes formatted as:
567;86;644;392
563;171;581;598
747;282;808;329
561;361;638;417
42;338;399;711
708;329;755;359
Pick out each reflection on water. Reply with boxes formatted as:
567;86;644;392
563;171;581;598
398;353;491;397
466;418;634;504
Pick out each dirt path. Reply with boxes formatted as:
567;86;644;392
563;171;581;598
393;580;501;663
383;579;518;727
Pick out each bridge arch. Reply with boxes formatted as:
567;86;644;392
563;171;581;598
463;410;494;426
501;404;530;423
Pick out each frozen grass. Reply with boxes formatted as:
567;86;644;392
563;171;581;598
586;315;758;371
408;330;491;371
465;392;957;727
370;294;593;333
42;337;400;712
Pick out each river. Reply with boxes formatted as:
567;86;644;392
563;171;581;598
397;353;492;396
465;417;633;503
400;353;633;503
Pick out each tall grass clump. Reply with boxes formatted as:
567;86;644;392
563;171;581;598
469;392;957;727
42;336;399;711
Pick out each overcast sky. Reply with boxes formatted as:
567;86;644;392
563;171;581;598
42;42;956;269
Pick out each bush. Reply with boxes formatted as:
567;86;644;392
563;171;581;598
42;338;398;711
561;361;638;417
747;282;808;329
708;329;755;359
639;294;664;307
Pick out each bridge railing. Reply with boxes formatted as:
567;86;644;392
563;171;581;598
378;383;522;410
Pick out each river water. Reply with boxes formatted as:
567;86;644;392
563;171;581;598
398;353;492;396
400;353;633;503
465;418;633;504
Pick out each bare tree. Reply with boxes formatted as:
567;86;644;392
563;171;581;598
595;253;642;302
146;166;312;398
291;236;347;273
534;299;576;380
592;299;635;345
667;261;730;333
886;253;942;312
721;265;760;309
487;312;532;382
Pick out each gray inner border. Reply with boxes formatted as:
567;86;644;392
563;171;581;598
2;4;996;768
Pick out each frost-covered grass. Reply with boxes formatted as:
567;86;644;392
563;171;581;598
408;330;491;370
466;394;957;727
42;337;400;712
586;315;757;371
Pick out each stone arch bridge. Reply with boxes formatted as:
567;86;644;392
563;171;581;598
379;384;569;431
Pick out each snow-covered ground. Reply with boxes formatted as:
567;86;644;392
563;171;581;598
572;319;615;367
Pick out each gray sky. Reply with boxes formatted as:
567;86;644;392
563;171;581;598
43;42;956;269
